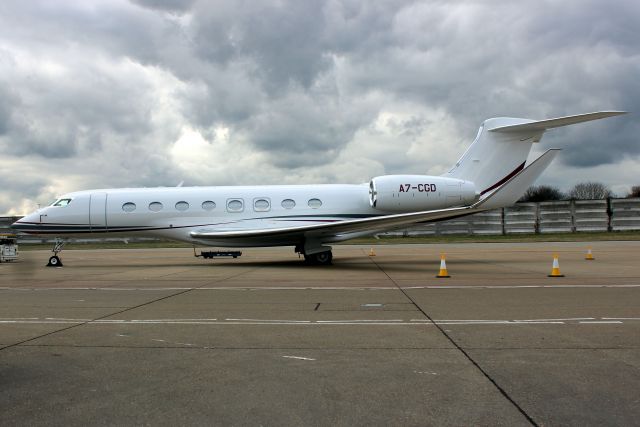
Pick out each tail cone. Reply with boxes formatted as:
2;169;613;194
436;254;451;278
548;254;564;277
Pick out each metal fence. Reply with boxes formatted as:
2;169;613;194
2;198;640;241
384;197;640;236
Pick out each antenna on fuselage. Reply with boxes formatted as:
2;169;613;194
176;181;184;187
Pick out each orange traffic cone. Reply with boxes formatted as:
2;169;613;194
436;254;450;278
369;247;376;256
585;247;595;261
548;254;565;277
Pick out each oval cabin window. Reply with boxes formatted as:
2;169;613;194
227;199;244;212
202;201;216;211
175;201;189;211
122;202;136;213
254;198;270;212
308;198;322;209
149;202;163;212
281;199;295;209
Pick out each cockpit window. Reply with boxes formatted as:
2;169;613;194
52;199;72;207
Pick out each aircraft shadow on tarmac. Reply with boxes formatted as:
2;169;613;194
48;259;453;274
15;252;548;273
21;256;442;272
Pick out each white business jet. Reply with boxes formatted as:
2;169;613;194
12;111;625;266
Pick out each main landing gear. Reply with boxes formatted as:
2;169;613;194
304;251;333;265
47;239;66;267
296;243;333;265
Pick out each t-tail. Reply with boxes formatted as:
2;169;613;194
445;111;627;196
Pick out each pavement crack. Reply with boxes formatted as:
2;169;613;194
366;252;539;427
0;267;261;352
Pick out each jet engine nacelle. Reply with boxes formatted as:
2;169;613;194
369;175;478;212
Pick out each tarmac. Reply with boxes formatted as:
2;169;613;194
1;241;639;426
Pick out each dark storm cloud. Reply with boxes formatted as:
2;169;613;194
133;1;640;158
545;114;637;168
0;2;164;161
126;0;418;166
0;172;47;195
167;0;640;168
0;60;156;159
245;95;364;168
191;1;331;89
0;84;16;136
326;1;640;127
130;0;196;14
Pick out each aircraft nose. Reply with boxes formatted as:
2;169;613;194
10;211;42;232
10;219;28;231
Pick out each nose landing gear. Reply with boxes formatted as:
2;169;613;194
47;239;66;267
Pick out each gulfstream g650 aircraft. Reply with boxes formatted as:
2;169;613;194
13;111;625;266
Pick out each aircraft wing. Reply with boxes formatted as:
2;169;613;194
190;205;475;242
191;149;559;242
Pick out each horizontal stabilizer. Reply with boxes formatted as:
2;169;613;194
490;111;626;133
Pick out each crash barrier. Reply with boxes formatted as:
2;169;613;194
1;198;640;241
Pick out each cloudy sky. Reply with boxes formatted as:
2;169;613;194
0;0;638;215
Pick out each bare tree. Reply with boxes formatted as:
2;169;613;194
518;185;565;202
568;182;612;200
628;186;640;198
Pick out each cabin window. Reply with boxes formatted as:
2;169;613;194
122;202;136;213
52;199;72;207
149;202;163;212
253;198;270;212
281;199;295;209
227;198;244;213
308;198;322;209
175;201;189;211
202;201;216;211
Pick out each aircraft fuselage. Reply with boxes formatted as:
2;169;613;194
13;181;474;247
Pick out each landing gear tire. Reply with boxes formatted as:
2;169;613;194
304;251;333;265
47;255;63;267
46;239;66;267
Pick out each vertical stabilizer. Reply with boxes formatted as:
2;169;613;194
445;117;541;195
445;111;626;194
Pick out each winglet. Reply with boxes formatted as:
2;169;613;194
490;111;627;133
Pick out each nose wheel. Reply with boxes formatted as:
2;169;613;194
47;255;62;267
46;239;66;267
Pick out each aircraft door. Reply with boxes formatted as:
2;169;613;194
90;192;108;231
